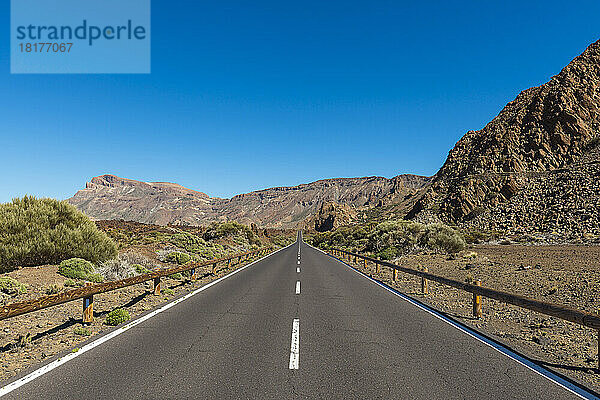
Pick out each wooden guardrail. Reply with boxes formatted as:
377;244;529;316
330;248;600;367
0;247;274;323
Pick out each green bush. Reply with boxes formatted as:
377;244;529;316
134;264;150;274
420;223;466;254
105;308;130;326
0;277;27;295
169;232;207;253
165;252;191;265
63;279;82;288
203;222;261;246
0;196;117;272
73;327;91;336
313;219;466;257
58;258;103;282
376;247;401;260
45;284;61;295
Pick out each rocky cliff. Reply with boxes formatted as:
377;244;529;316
407;39;600;237
69;174;430;229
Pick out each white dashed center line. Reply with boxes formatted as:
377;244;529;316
296;267;300;273
289;319;300;369
295;281;301;294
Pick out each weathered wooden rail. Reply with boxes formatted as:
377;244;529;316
330;248;600;367
0;247;274;323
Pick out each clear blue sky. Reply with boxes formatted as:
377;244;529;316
1;1;599;202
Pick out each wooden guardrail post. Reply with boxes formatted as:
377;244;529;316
421;267;428;294
82;282;93;324
153;276;161;295
364;259;367;269
212;262;217;273
376;260;380;274
227;259;231;268
190;268;197;282
393;268;398;281
473;280;482;318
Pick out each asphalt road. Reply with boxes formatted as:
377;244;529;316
2;236;586;399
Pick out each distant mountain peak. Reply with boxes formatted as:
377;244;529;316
87;174;209;197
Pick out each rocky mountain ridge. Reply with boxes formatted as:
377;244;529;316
407;39;600;237
69;174;430;228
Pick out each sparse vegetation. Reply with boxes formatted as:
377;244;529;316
462;228;501;244
134;264;151;274
165;251;191;265
0;277;27;295
309;220;466;259
163;288;174;295
58;258;103;282
169;232;207;253
203;222;261;246
421;223;466;254
63;279;82;288
97;256;135;281
18;333;31;347
463;251;478;259
270;234;295;248
73;327;92;336
45;285;61;295
105;308;130;326
0;196;117;272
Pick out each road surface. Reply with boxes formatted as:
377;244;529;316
1;235;587;399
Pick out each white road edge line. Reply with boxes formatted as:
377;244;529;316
289;318;300;369
0;243;295;398
306;244;596;400
295;281;301;294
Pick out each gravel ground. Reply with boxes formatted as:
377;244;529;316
0;256;263;383
342;244;600;393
